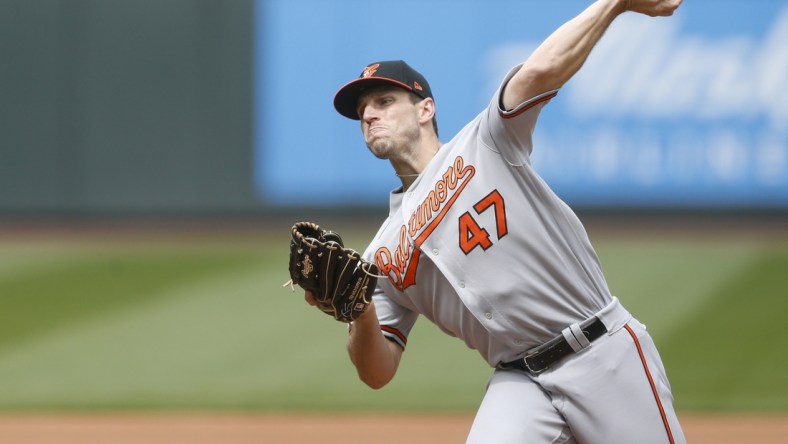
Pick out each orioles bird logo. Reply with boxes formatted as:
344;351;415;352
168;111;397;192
361;64;380;78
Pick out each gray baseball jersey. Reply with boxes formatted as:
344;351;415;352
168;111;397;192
358;63;685;443
362;65;613;367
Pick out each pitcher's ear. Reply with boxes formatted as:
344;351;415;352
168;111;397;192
418;97;435;125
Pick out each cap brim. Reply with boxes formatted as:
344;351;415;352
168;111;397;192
333;77;415;120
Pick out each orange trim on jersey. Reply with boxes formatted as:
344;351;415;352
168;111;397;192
624;324;676;444
402;247;422;289
500;91;557;119
381;325;407;347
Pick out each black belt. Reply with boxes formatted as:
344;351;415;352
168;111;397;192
499;316;607;375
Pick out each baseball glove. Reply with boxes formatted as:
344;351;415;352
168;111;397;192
288;221;378;323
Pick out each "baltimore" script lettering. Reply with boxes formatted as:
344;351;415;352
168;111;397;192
375;156;475;290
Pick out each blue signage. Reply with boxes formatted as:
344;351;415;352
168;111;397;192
254;0;788;208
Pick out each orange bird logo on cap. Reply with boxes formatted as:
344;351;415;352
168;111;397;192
362;64;380;78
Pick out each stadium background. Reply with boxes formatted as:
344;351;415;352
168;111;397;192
0;0;786;442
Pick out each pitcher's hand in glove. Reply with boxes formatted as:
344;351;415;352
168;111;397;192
288;222;379;323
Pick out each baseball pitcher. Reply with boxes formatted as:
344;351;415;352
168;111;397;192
287;0;686;442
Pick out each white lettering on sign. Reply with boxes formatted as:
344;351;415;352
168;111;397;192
568;8;788;130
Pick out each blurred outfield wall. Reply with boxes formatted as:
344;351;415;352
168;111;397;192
0;0;258;216
1;0;786;217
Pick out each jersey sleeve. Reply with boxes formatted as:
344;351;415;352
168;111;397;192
371;285;418;350
479;64;558;166
362;238;419;351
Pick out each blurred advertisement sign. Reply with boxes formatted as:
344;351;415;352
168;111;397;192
254;0;788;208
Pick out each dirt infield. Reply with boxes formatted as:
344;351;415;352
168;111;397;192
0;413;787;443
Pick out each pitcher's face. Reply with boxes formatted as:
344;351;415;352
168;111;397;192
357;87;422;160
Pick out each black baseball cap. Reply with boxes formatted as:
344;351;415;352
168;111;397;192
333;60;433;120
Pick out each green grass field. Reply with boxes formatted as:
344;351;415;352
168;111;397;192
0;221;786;413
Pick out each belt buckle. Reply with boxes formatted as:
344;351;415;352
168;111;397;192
523;349;547;375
